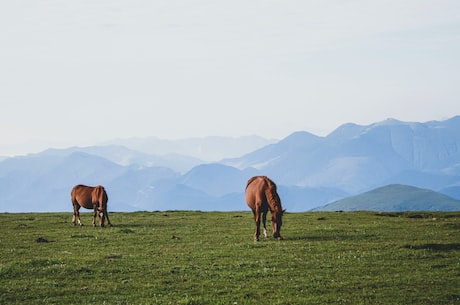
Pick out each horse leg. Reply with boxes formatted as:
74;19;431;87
262;211;268;238
72;200;79;225
92;207;98;227
98;210;104;227
73;204;83;226
253;210;261;242
104;209;112;227
71;206;76;225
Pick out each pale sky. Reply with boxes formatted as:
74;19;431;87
1;0;459;156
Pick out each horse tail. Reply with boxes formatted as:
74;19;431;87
70;185;80;206
101;187;108;209
70;186;76;201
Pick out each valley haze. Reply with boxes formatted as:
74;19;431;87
0;117;460;213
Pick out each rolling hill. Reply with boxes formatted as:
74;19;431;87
314;184;460;212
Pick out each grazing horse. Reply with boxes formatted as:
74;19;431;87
71;184;111;227
245;176;285;241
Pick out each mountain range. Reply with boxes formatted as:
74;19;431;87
1;117;459;213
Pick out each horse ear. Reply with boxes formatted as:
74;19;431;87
282;209;286;215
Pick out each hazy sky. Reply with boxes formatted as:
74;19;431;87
1;0;459;155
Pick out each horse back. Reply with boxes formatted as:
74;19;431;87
245;176;269;211
71;184;103;209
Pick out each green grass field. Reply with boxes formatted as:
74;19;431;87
1;211;459;304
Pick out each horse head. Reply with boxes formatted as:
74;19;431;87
271;208;285;240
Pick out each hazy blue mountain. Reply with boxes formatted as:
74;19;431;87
106;166;179;211
314;184;460;212
179;163;259;197
41;145;203;173
223;116;460;194
0;152;124;212
222;131;322;170
438;185;460;201
0;150;183;212
1;117;459;213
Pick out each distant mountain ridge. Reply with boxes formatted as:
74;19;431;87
0;117;459;212
100;135;277;162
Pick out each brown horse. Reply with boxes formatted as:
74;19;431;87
245;176;285;241
71;184;111;227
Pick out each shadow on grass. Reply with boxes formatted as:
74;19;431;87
376;212;460;219
403;243;460;251
288;234;377;242
111;223;150;228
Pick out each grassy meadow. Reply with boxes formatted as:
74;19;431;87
0;210;459;304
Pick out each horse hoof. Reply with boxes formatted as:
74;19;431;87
277;236;284;241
